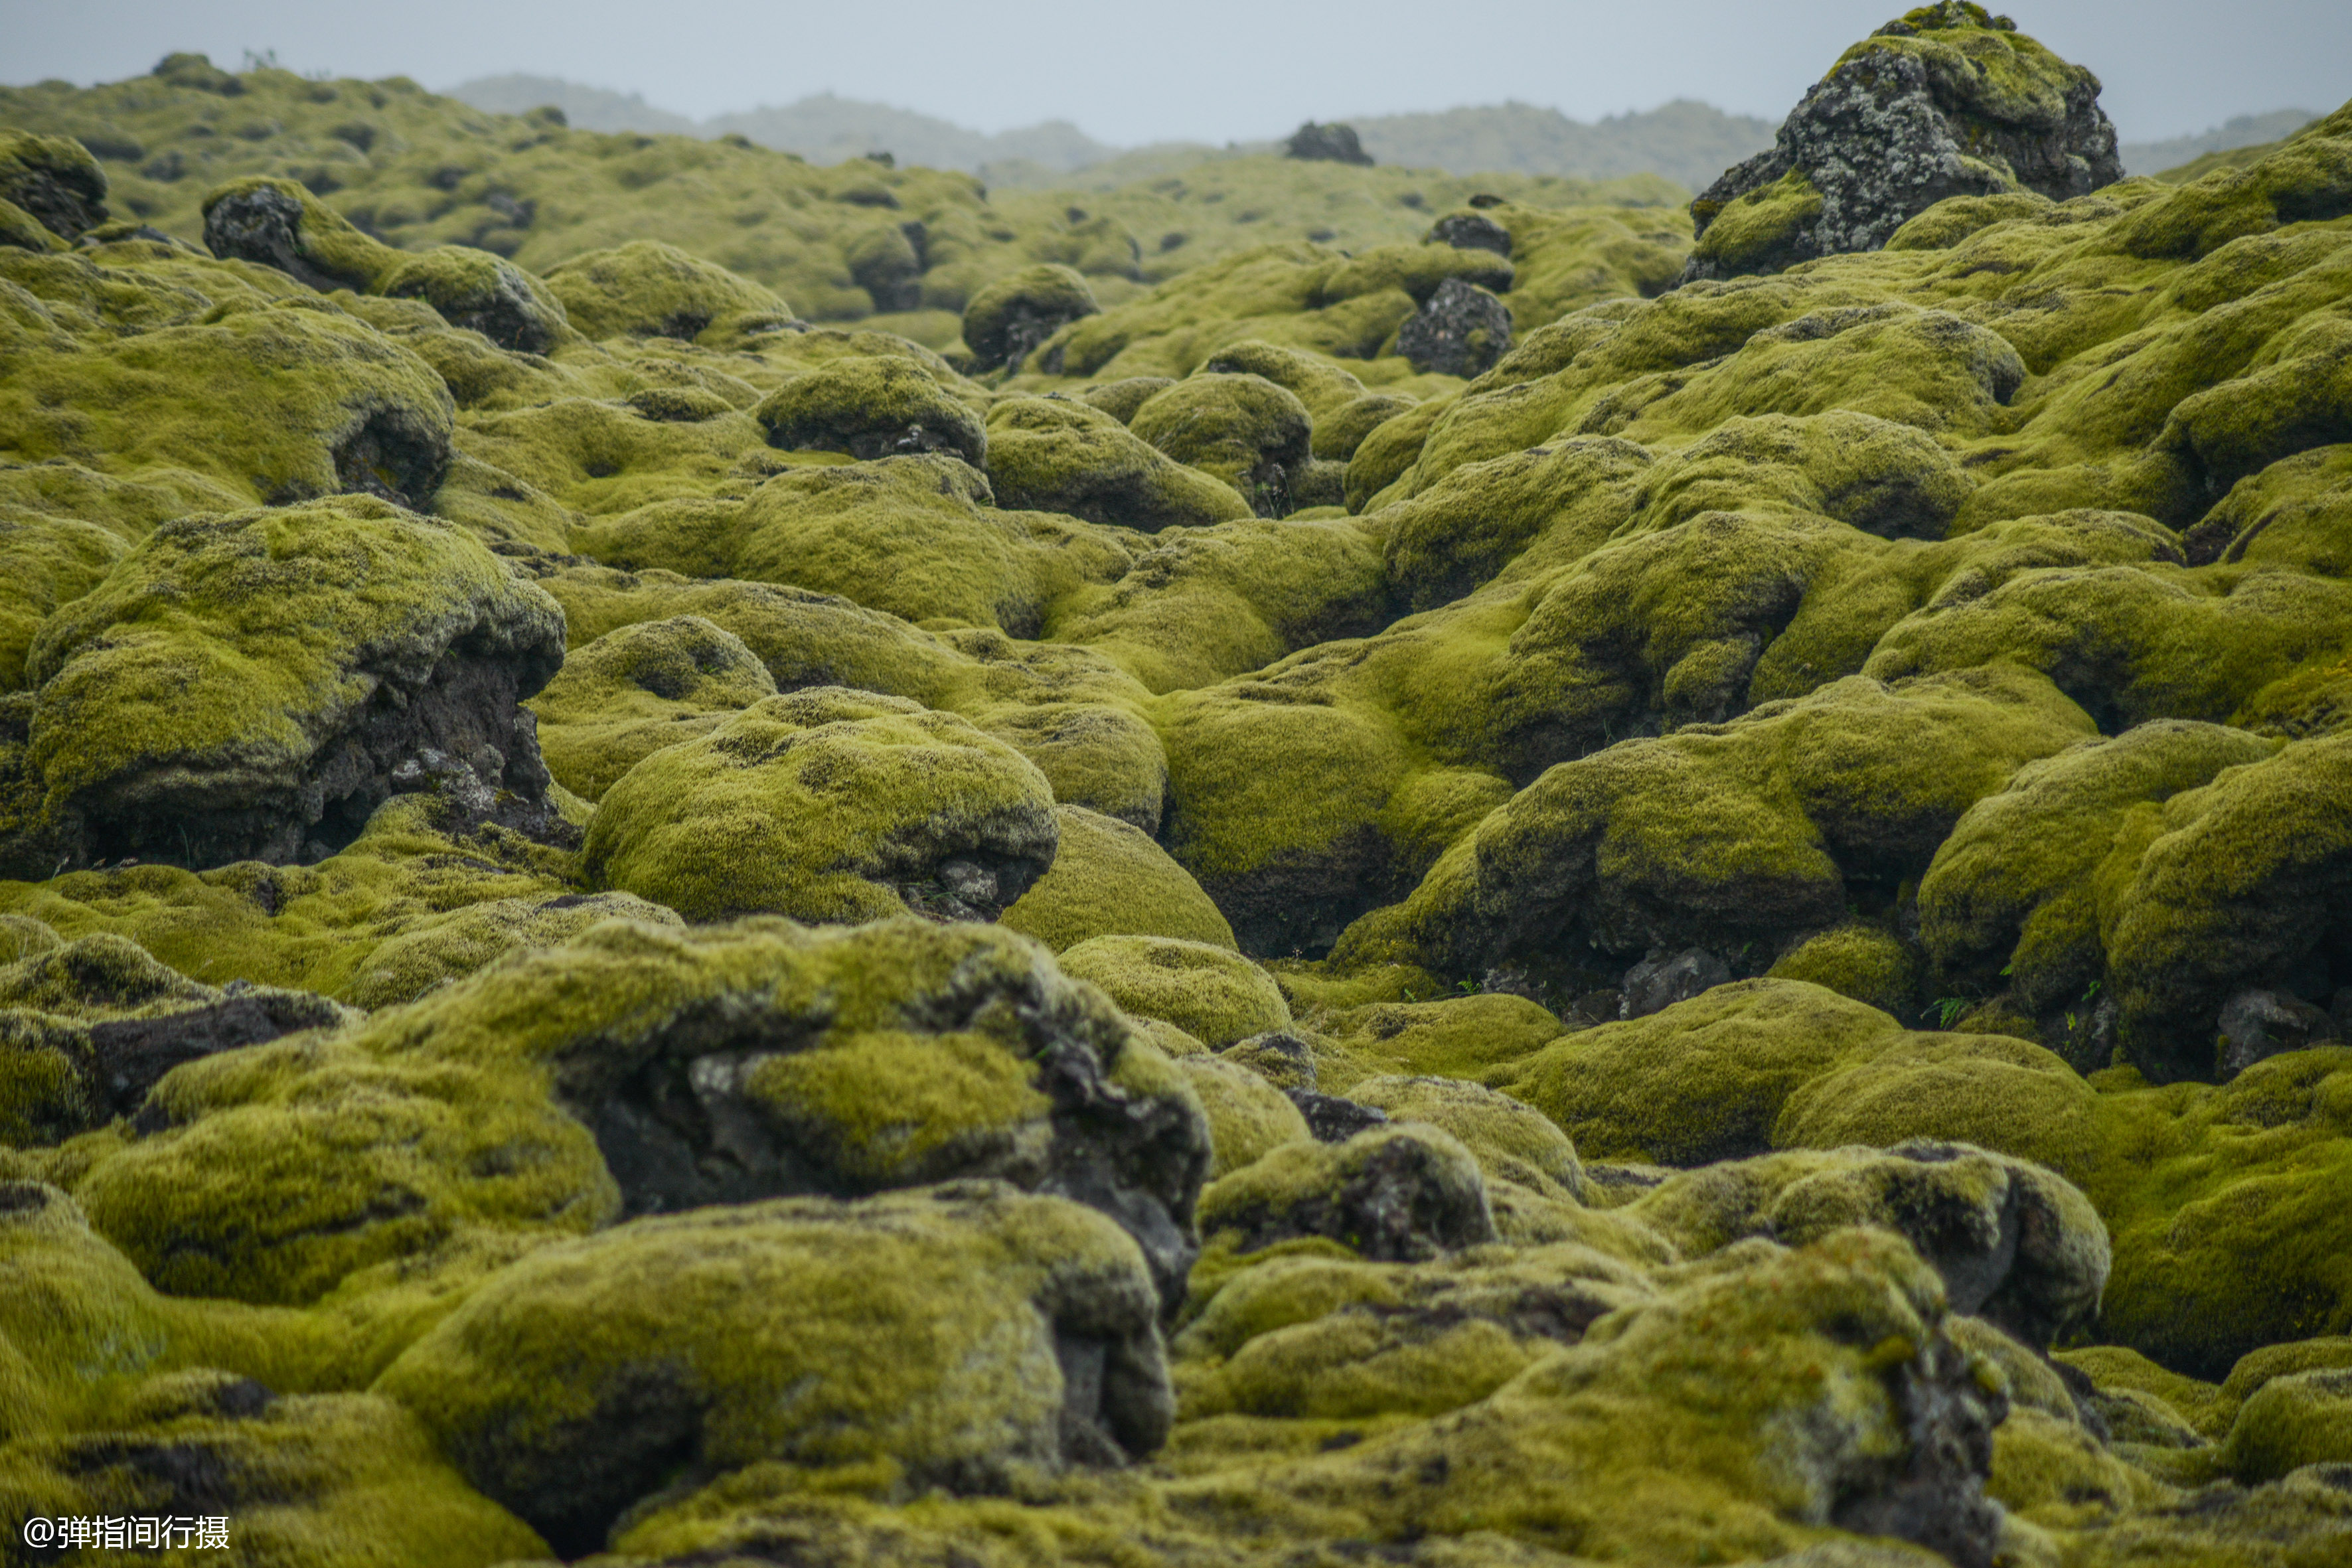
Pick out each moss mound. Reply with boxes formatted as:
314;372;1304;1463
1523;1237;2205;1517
584;687;1059;923
9;35;2352;1568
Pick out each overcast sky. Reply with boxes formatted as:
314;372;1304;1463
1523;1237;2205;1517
6;0;2346;145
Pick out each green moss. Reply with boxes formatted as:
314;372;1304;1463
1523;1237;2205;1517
0;509;127;692
1129;372;1313;517
1768;921;1924;1018
584;687;1059;923
1196;1123;1494;1261
373;1184;1169;1552
376;243;573;353
2223;1367;2352;1481
1056;934;1289;1049
1308;994;1569;1091
1348;1075;1585;1200
339;890;682;1010
0;248;457;510
1689;170;1825;278
1000;805;1235;954
200;174;400;291
544;238;793;342
961;262;1098;372
528;615;779;803
0;792;586;1000
1178;1054;1313;1180
753;353;986;466
982;394;1249;528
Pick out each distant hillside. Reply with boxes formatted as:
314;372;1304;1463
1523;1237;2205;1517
2120;109;2318;176
449;72;700;137
445;78;1763;187
1348;101;1774;193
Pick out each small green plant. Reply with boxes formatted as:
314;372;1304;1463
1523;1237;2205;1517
1933;996;1971;1029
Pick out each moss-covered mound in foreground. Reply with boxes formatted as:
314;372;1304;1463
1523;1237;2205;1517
7;17;2352;1567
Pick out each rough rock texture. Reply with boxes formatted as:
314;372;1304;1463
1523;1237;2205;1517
1286;122;1375;167
7;30;2352;1568
9;497;564;873
1683;3;2123;281
1396;277;1515;376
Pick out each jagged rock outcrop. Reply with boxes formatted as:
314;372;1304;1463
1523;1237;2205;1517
1682;3;2123;281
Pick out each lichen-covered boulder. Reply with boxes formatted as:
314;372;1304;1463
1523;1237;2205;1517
1633;1140;2110;1347
542;239;793;343
201;175;396;292
13;496;566;873
374;1182;1172;1555
0;931;350;1145
962;262;1099;373
1224;1227;2013;1566
1130;372;1314;518
982;395;1251;528
1000;805;1237;954
528;615;777;803
1684;3;2122;281
0;257;459;509
584;687;1058;923
1057;934;1289;1050
1178;1053;1315;1180
753;354;987;467
0;130;109;242
376;244;570;354
1197;1123;1497;1261
1395;277;1514;377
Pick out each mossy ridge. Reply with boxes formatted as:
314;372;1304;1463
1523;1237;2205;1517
0;791;588;1001
0;64;1683;339
1488;973;2352;1379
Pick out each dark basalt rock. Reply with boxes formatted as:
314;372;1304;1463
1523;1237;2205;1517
203;183;373;291
1621;947;1733;1018
1286;1087;1389;1143
1396;277;1513;378
0;131;111;241
1680;2;2123;283
1427;211;1512;257
1285;121;1373;167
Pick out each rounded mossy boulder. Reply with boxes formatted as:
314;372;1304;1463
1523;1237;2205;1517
376;244;571;354
1768;920;1924;1018
2223;1367;2352;1482
200;175;396;291
1196;1123;1496;1261
542;238;793;343
528;615;778;803
18;495;566;873
1346;1075;1586;1200
1000;805;1237;954
584;687;1059;924
374;1182;1171;1557
0;129;109;242
982;395;1251;529
1178;1054;1314;1180
753;354;987;467
962;262;1099;373
1632;1139;2110;1348
1057;935;1289;1049
0;510;127;692
338;890;684;1010
1130;372;1314;518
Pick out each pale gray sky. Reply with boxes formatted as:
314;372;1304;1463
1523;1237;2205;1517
5;0;2345;145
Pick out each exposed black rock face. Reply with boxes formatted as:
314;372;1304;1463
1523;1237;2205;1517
203;183;373;291
1681;2;2123;282
1286;1087;1389;1143
1427;211;1512;256
1285;121;1373;166
1397;277;1514;377
1;133;111;240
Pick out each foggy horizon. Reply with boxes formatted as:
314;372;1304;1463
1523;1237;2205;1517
7;0;2347;150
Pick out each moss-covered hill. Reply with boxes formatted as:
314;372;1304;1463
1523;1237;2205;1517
0;54;1679;354
6;7;2352;1565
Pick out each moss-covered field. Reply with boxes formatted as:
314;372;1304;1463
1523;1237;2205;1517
6;6;2352;1564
